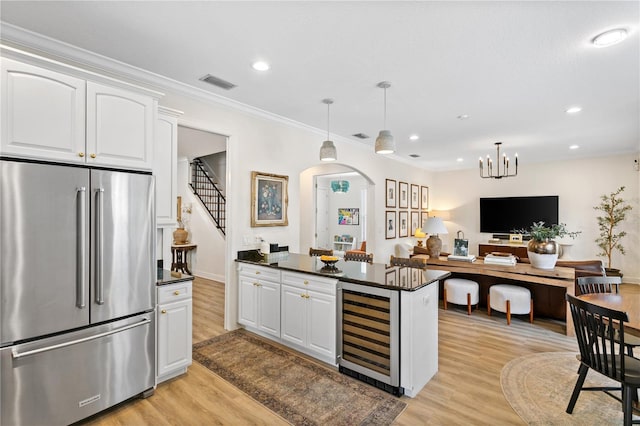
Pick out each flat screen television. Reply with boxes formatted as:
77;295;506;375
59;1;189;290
480;196;559;234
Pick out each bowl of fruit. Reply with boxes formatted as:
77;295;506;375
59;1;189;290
319;255;339;267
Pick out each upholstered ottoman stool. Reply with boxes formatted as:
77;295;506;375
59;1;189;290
443;278;479;315
488;284;533;325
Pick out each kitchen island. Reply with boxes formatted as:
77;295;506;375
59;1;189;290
236;251;450;397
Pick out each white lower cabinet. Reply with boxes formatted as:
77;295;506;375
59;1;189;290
238;264;281;338
157;280;193;383
280;272;337;364
237;264;337;365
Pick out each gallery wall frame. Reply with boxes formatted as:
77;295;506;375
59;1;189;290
385;210;396;239
385;179;396;208
398;181;409;209
410;184;419;210
398;210;409;237
410;211;420;236
251;171;289;227
421;186;429;210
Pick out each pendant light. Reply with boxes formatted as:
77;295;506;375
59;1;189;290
479;142;518;179
375;81;395;154
319;98;337;161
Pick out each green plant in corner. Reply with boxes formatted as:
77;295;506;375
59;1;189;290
594;186;632;270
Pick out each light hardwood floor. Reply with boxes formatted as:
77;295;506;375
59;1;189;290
83;276;600;425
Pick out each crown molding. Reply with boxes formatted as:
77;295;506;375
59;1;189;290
0;23;350;140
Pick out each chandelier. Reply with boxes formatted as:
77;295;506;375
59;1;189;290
479;142;518;179
331;180;349;193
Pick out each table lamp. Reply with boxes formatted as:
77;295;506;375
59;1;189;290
423;216;448;258
414;228;426;246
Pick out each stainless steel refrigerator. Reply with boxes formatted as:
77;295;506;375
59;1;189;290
0;159;156;425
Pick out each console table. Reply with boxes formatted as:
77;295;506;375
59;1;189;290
425;257;576;335
171;243;197;274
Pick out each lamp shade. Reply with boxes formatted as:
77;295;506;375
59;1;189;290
375;130;395;154
319;140;337;161
423;217;448;235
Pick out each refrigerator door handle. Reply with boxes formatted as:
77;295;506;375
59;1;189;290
95;187;105;305
10;318;152;359
76;187;87;309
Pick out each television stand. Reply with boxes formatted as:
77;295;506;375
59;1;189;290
479;243;528;259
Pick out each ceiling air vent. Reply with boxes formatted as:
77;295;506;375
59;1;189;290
352;133;370;139
409;154;421;158
199;74;237;90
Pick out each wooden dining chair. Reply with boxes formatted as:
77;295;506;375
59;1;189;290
309;247;333;257
577;275;639;357
577;275;621;295
565;294;640;426
343;251;373;263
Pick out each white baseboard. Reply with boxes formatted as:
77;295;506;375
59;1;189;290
193;269;225;283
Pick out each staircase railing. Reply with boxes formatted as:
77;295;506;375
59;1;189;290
190;158;226;236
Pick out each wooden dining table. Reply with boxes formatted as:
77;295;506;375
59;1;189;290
578;290;640;337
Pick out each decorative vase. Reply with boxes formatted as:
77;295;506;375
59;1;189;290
527;239;558;270
173;228;188;244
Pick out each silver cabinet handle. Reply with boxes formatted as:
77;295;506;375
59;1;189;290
11;318;151;359
76;187;86;309
96;188;105;305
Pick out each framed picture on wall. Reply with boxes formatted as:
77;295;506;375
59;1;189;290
411;184;419;209
251;171;289;227
385;179;396;208
410;211;420;236
398;181;409;209
385;210;396;239
398;210;409;237
421;186;429;210
338;208;359;225
421;211;429;229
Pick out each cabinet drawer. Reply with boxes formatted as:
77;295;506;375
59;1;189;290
281;271;337;295
237;263;281;283
157;280;192;304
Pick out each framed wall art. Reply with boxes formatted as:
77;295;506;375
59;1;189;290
421;186;429;210
338;208;359;225
398;181;409;209
398;210;409;237
421;211;429;229
385;210;396;239
385;179;396;208
411;211;420;236
411;184;419;210
251;171;289;227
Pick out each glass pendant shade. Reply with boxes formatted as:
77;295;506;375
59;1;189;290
319;98;337;161
375;130;395;154
320;140;337;161
331;180;349;193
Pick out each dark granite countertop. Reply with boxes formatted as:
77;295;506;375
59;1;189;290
236;251;450;291
156;269;194;286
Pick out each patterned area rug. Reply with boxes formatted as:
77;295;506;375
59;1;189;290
501;351;636;425
193;329;406;426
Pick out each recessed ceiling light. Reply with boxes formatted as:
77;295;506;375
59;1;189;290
566;106;582;114
456;158;464;162
251;61;270;71
592;28;628;47
457;114;470;120
409;134;419;141
569;145;580;150
409;154;421;158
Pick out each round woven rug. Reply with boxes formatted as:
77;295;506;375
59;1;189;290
501;351;635;425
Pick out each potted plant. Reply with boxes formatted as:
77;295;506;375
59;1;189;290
594;186;632;276
515;222;581;269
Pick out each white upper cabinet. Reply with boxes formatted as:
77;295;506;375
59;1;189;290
154;107;182;227
1;54;161;171
1;58;86;163
86;82;155;170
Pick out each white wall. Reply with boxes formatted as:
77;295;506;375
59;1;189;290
433;153;640;282
177;158;226;282
161;91;433;329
